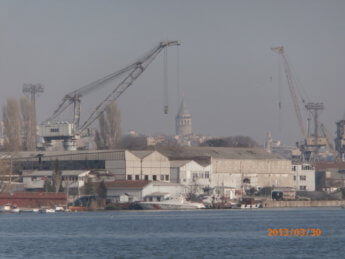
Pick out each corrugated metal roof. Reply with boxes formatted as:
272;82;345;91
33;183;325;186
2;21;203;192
170;160;193;168
22;170;90;177
158;146;284;160
129;150;154;159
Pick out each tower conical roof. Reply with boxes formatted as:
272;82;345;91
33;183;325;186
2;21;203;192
177;99;191;117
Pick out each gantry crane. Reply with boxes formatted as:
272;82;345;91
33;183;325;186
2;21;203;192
271;46;327;161
40;41;180;150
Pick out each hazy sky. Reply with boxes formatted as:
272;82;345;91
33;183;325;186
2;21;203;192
1;0;345;145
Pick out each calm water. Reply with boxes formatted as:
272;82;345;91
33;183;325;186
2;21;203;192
0;208;344;258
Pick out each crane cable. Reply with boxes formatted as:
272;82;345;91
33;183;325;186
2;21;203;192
176;45;181;108
163;47;168;114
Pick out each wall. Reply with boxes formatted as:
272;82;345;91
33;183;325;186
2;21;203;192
171;161;211;194
141;151;170;181
292;164;315;191
265;200;345;208
210;158;293;189
106;188;143;202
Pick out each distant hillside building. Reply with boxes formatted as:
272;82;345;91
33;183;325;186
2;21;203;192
175;99;192;136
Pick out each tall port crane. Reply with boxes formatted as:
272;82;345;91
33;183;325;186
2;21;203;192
271;46;327;161
271;46;307;140
40;41;180;150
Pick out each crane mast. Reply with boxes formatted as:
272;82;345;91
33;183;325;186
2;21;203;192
271;46;328;162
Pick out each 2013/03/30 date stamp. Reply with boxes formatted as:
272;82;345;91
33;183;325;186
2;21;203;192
267;228;322;237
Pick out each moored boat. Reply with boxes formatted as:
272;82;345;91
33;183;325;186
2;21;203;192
138;196;205;210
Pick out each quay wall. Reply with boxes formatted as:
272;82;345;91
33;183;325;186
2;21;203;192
264;200;345;208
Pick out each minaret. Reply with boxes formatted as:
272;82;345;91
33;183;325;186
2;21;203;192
175;99;192;136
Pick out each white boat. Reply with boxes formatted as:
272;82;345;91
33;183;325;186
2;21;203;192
45;209;56;213
55;206;65;212
11;208;20;213
138;196;205;210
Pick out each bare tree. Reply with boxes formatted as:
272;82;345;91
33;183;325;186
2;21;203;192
95;101;121;149
0;159;11;193
20;97;36;151
2;99;22;152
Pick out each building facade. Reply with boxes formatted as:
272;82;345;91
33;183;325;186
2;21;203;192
170;160;211;194
292;164;315;191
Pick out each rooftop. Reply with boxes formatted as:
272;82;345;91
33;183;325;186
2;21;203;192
105;180;150;189
158;146;284;160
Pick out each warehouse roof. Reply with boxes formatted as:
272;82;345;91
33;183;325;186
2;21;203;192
129;150;155;159
157;146;285;160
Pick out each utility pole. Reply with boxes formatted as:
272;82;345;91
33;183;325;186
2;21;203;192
22;83;44;150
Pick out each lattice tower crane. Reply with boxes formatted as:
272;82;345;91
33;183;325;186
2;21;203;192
44;41;180;133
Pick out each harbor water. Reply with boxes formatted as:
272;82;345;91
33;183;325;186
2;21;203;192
0;207;344;258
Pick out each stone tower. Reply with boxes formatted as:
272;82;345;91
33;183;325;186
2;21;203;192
176;99;192;136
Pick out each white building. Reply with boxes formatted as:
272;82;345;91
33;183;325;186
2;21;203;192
292;164;316;191
22;170;91;191
125;150;170;181
159;147;294;191
105;180;186;203
170;160;211;194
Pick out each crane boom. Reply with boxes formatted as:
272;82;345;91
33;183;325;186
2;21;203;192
45;41;180;127
271;46;307;140
79;41;179;132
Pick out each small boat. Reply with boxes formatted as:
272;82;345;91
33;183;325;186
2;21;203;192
0;204;20;213
11;208;20;213
45;209;56;213
55;206;65;212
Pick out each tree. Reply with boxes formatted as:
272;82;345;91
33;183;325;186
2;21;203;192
2;99;22;152
0;159;11;193
95;101;121;150
84;177;94;195
2;97;36;151
120;134;148;150
19;97;36;151
52;159;63;193
97;180;107;199
200;136;258;148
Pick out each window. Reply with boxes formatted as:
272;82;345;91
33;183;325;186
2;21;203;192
292;166;297;171
153;175;157;181
243;178;250;184
300;186;307;191
127;175;132;180
160;175;164;181
135;175;140;180
144;175;149;180
300;175;306;181
165;175;169;181
192;173;198;180
294;176;296;181
50;128;59;132
205;172;209;179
